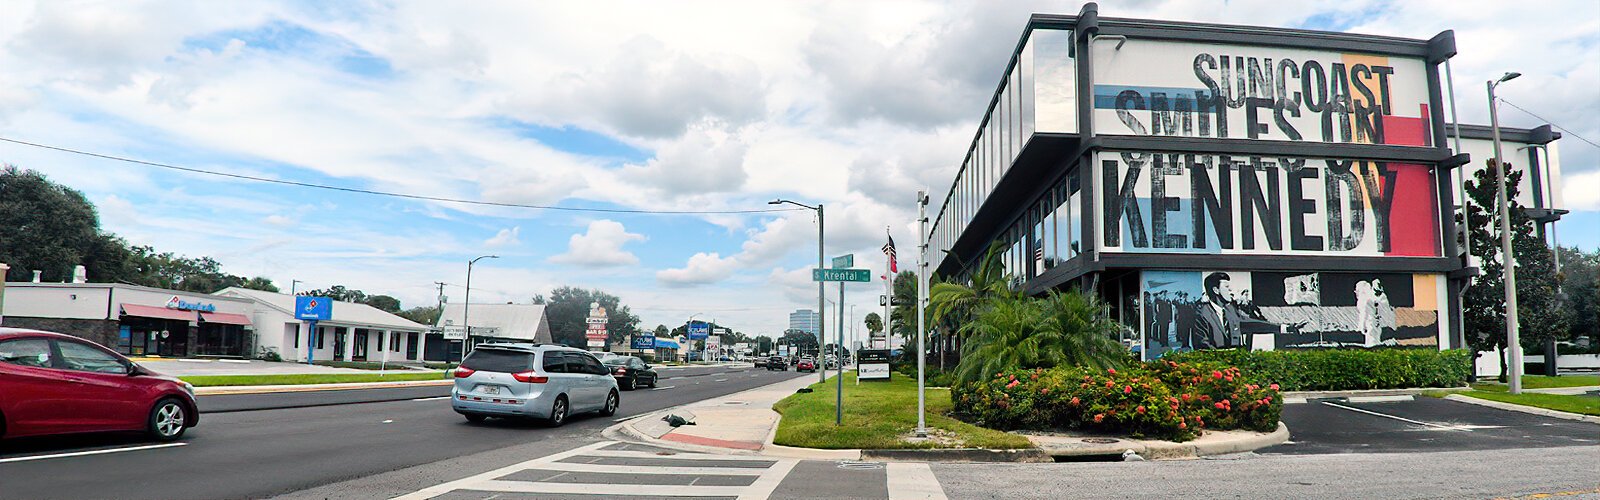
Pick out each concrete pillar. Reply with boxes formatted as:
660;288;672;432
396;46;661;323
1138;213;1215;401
381;330;390;365
343;327;355;361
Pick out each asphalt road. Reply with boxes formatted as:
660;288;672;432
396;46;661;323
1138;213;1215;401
1264;396;1600;455
0;364;807;500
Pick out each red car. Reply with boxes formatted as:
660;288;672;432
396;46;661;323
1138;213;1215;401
796;357;816;373
0;328;199;441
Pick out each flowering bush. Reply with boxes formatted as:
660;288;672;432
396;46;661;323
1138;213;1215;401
950;361;1281;442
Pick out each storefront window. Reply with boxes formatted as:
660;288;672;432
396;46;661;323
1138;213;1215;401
1068;175;1082;258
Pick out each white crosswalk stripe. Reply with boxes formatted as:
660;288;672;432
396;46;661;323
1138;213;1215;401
391;441;801;500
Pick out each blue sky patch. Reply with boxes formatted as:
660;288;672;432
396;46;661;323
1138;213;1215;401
491;118;652;165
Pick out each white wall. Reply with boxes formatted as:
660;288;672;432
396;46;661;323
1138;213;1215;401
1;284;114;320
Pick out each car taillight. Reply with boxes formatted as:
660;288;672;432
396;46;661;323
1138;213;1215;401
453;367;476;378
615;367;627;375
512;371;548;383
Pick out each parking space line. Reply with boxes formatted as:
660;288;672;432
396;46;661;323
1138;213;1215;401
0;443;187;464
1320;401;1463;430
1346;395;1415;403
887;462;948;500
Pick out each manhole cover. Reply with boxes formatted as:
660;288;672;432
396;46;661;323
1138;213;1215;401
1082;438;1120;444
837;461;885;470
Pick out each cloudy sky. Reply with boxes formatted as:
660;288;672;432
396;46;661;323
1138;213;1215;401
1;0;1595;336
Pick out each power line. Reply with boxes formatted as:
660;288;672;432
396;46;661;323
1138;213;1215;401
0;137;805;215
1496;98;1600;150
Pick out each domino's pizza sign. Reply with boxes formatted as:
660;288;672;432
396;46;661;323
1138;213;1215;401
295;296;333;321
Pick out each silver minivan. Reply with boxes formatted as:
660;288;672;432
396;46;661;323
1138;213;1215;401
451;343;619;426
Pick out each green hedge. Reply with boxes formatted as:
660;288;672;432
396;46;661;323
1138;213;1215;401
1161;349;1471;392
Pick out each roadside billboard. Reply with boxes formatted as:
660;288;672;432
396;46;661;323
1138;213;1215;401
1097;151;1441;257
1092;39;1432;146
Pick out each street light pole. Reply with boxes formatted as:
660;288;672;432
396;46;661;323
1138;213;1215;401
915;190;930;438
1488;72;1523;394
772;199;826;385
464;255;499;365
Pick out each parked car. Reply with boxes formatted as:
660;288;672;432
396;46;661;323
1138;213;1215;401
766;356;786;371
0;328;199;441
796;357;817;373
603;355;658;390
452;343;619;426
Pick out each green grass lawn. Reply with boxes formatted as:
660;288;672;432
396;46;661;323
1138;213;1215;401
771;372;1033;450
1456;391;1600;416
181;371;449;387
1471;374;1600;391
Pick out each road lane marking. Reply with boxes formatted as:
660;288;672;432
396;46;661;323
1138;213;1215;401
651;386;675;391
737;459;799;500
410;396;450;401
582;449;777;461
527;461;767;475
391;441;616;500
1320;401;1466;430
469;480;747;496
1346;395;1414;403
0;443;187;464
887;462;948;500
714;378;728;382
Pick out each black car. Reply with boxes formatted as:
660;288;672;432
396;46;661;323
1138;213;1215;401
603;356;658;390
766;356;786;371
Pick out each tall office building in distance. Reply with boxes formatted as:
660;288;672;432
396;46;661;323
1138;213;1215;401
788;309;820;335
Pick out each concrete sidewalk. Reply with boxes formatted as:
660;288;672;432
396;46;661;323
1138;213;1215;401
1524;385;1600;395
139;358;429;376
609;370;860;460
195;379;452;395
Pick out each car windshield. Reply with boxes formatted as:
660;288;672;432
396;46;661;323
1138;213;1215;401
461;349;535;373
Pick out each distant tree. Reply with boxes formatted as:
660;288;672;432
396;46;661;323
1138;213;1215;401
756;335;774;355
653;324;671;337
864;312;882;336
1558;246;1599;342
889;270;918;343
398;305;442;326
0;166;121;282
239;276;280;293
363;295;403;313
542;286;640;348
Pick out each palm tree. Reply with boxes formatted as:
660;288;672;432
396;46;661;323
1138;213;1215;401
928;242;1014;364
953;290;1128;384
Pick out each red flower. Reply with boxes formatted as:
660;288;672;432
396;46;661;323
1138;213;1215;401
1070;396;1081;406
1182;394;1192;402
1225;375;1234;382
1270;383;1280;390
1108;368;1117;375
1214;402;1225;409
1124;386;1133;394
1179;422;1187;429
1093;414;1105;423
1040;388;1050;395
1136;406;1147;414
1212;370;1223;380
1005;380;1020;389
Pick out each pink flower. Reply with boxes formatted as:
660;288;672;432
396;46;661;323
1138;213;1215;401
1212;370;1223;380
1005;380;1020;389
1093;414;1105;423
1070;397;1081;406
1108;368;1117;375
1124;386;1133;394
1136;406;1147;414
1179;422;1188;429
1214;402;1225;410
1040;388;1050;395
1269;383;1280;390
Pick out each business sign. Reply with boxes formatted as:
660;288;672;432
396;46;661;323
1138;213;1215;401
813;268;871;282
1091;38;1431;146
165;296;217;313
586;302;608;350
294;296;333;321
1097;151;1440;257
631;335;656;350
442;325;466;340
687;322;710;340
832;254;854;269
706;335;722;353
856;349;891;380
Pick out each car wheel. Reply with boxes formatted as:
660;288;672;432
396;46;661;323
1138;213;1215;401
600;390;619;417
464;413;487;423
649;375;658;388
623;377;636;391
147;398;188;441
547;396;569;427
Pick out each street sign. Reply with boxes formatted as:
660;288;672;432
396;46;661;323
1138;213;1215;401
442;325;466;340
831;254;853;269
295;296;333;321
812;268;870;282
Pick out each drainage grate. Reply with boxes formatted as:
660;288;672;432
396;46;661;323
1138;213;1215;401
1081;438;1120;444
837;461;885;470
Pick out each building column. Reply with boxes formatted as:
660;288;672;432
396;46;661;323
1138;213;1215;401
343;327;355;362
381;330;391;365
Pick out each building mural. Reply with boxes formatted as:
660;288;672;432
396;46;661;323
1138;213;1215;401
1141;270;1444;359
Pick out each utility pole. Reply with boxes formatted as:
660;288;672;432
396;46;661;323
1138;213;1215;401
770;199;825;384
915;190;930;438
1488;72;1523;394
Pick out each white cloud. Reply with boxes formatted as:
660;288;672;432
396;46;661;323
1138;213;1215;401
1563;170;1600;212
657;252;739;287
547;220;645;267
484;226;521;247
263;214;295;227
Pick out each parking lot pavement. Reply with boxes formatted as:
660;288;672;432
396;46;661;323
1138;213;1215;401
392;441;942;500
1264;395;1600;455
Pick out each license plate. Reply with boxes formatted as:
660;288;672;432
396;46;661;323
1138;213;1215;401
479;385;500;395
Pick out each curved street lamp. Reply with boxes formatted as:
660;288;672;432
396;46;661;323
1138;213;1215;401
1487;71;1522;394
463;255;499;363
770;199;826;384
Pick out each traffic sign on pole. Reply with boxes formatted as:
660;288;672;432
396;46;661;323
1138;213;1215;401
812;268;870;282
831;254;853;269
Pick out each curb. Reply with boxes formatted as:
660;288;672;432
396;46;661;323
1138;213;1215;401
861;448;1051;463
1033;422;1290;460
195;379;452;395
1282;387;1468;400
1444;394;1600;424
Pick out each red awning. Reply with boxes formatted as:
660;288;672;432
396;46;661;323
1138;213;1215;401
200;312;253;326
121;304;197;322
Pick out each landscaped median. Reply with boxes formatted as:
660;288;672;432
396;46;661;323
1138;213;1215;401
772;372;1032;450
181;371;449;387
1423;375;1600;418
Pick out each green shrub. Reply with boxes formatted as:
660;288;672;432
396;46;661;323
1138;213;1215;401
950;361;1281;442
893;363;957;387
1162;349;1471;391
954;290;1129;384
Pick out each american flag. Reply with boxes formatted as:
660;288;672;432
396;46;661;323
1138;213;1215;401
882;233;898;273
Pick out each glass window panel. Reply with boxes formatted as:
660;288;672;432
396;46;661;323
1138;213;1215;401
1021;35;1035;139
1033;29;1076;133
1068;174;1082;258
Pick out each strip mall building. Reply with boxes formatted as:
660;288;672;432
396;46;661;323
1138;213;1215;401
924;4;1565;362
